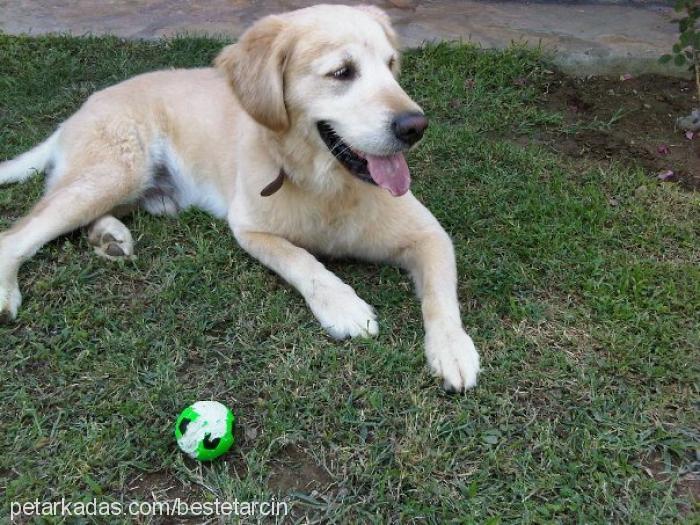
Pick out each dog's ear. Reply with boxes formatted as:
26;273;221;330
355;5;399;49
215;15;293;133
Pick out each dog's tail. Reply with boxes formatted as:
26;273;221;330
0;129;60;186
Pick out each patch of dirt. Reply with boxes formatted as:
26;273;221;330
0;467;11;483
125;470;204;502
537;73;699;190
123;469;224;524
268;444;333;494
640;450;700;515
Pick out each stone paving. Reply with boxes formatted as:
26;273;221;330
0;1;685;76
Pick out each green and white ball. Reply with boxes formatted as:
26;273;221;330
174;401;235;461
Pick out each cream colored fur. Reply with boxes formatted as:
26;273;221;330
0;4;480;391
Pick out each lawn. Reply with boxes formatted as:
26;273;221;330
0;34;698;523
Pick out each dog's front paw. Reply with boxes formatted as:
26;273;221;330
308;281;378;339
425;325;480;392
0;280;21;323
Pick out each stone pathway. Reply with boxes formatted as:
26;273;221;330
0;1;684;76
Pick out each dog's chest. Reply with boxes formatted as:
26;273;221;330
264;191;372;256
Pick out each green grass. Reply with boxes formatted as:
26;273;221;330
1;34;698;523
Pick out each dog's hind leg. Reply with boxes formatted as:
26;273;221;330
0;164;142;321
87;214;134;260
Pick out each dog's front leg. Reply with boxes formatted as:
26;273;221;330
233;229;378;339
396;229;481;392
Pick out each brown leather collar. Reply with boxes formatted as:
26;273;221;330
260;169;287;197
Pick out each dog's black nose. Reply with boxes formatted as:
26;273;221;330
391;112;428;146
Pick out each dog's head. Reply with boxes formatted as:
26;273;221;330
215;4;426;197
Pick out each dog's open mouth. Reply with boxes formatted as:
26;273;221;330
317;121;410;196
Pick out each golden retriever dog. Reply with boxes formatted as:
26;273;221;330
0;4;480;391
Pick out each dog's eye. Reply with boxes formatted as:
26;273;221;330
328;65;355;81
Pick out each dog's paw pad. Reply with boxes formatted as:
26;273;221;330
94;237;133;260
89;218;134;260
104;242;126;258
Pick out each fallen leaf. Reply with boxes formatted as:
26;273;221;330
34;437;50;450
657;170;674;181
657;144;670;156
685;130;695;140
482;432;500;445
464;78;476;90
676;109;700;132
620;73;633;81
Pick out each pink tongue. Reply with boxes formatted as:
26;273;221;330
365;153;410;196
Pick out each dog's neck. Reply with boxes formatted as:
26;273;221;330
260;124;355;198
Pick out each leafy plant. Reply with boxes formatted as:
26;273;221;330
660;0;700;104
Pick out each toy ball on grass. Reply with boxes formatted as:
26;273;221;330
175;401;235;461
